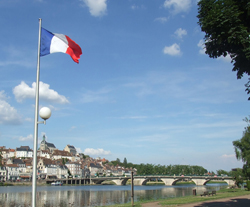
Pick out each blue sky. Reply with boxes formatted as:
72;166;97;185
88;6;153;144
0;0;249;172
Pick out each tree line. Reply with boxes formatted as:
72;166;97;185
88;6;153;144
108;158;208;176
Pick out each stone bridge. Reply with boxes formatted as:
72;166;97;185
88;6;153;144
90;175;235;186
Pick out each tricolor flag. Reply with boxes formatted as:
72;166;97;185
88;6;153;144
40;28;82;63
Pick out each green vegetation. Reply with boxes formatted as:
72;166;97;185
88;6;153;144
247;181;250;191
109;158;208;176
197;0;250;99
0;182;13;186
233;117;250;182
104;188;250;207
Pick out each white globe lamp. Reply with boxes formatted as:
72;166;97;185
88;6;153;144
39;107;51;120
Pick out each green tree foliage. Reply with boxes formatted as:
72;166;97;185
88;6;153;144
134;164;207;176
62;158;69;165
233;117;250;179
231;168;244;187
217;169;231;176
123;157;128;167
79;153;88;159
197;0;250;98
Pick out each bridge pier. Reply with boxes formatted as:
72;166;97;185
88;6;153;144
224;179;235;186
133;178;149;185
112;178;129;185
192;179;207;185
161;178;177;186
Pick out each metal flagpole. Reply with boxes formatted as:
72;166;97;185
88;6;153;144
32;18;42;207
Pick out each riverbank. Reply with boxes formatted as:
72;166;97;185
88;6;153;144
106;188;250;207
0;181;47;186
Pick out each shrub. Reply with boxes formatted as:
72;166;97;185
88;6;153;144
246;181;250;191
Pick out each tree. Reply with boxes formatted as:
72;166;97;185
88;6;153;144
231;168;244;187
197;0;250;98
217;169;230;176
233;117;250;179
123;157;128;167
116;158;121;163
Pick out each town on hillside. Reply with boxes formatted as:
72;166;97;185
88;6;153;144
0;136;136;182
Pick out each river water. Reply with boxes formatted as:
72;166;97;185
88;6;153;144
0;183;227;207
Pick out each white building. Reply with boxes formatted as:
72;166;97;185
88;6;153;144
65;162;81;177
6;164;19;180
44;164;57;179
37;150;51;159
52;150;72;161
57;165;68;179
15;146;33;158
0;167;7;181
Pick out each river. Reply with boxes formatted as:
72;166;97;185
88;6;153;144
0;183;227;207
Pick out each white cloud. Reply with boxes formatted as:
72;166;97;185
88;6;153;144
163;43;181;56
0;46;36;68
198;39;206;54
221;154;235;159
154;17;168;23
84;148;111;156
19;134;33;142
164;0;192;14
218;55;232;63
70;126;77;131
174;28;187;39
81;87;113;103
0;90;22;125
75;148;82;154
82;0;107;17
131;4;146;10
13;81;69;104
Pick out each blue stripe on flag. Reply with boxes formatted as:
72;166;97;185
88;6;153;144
40;28;54;56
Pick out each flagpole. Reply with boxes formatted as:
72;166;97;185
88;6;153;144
32;18;42;207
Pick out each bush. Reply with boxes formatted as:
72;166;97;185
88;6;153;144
246;181;250;191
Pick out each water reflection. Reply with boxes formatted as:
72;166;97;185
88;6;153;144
0;184;227;207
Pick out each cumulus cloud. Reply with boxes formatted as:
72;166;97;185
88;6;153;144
174;28;187;39
75;147;83;153
13;81;69;104
82;0;107;17
0;90;22;125
163;43;181;56
83;148;111;156
154;17;168;23
19;134;33;142
164;0;192;14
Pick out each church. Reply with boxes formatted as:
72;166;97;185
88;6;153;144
39;135;57;153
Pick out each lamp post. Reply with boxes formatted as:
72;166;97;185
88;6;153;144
32;18;52;207
32;107;51;207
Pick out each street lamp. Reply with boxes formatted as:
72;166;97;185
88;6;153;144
32;107;51;207
39;107;52;122
32;18;51;207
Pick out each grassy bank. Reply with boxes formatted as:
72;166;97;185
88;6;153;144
0;181;47;186
105;188;250;207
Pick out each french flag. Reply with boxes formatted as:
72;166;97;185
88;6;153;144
40;28;82;63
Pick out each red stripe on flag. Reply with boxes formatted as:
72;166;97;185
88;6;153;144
65;36;82;63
